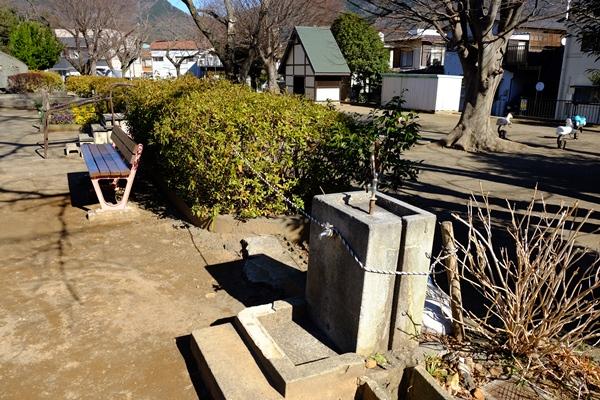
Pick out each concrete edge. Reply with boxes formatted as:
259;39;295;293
401;365;455;400
190;328;226;400
151;176;309;242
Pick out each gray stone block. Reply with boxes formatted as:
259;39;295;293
306;192;403;356
235;299;365;399
306;191;435;356
241;235;306;297
191;324;283;400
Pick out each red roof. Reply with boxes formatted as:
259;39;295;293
150;40;200;50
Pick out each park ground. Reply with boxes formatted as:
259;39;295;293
0;106;598;399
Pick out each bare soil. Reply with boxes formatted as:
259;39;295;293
1;106;598;399
0;109;281;399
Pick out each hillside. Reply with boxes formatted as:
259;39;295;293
7;0;191;41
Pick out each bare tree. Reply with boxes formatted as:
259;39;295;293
181;0;242;81
37;0;139;75
154;15;208;77
240;0;340;92
182;0;344;88
164;41;201;77
350;0;568;151
103;2;150;77
104;25;148;77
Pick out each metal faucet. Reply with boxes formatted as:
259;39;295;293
368;153;378;214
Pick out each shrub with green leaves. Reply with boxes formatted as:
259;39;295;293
8;71;63;93
124;78;420;220
66;75;132;113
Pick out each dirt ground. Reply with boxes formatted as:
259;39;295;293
0;109;281;399
340;104;600;252
0;106;598;399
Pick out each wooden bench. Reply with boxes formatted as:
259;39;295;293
81;125;143;214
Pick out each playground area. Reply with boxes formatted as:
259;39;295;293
0;107;598;398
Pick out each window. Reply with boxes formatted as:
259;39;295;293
573;86;600;103
392;48;414;68
400;50;414;67
581;32;600;54
421;45;445;67
152;56;164;62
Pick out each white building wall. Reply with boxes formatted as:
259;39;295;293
557;35;600;101
315;87;340;102
151;49;198;78
382;73;462;112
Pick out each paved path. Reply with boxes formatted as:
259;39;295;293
0;109;279;399
340;105;600;252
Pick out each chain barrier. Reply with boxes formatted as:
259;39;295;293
235;151;447;276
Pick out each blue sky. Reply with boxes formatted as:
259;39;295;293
167;0;189;13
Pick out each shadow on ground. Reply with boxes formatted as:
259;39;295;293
176;335;209;400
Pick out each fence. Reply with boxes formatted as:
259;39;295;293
514;98;600;124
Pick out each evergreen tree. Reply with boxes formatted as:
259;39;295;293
569;0;600;60
0;7;20;52
331;13;389;98
8;21;63;70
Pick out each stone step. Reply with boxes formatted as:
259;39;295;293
91;123;110;132
191;324;283;400
101;113;125;121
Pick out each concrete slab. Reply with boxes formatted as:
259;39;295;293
235;299;365;399
399;366;454;400
241;235;307;297
191;324;283;400
258;311;338;365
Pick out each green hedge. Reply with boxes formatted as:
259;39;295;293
124;78;366;219
66;75;131;113
66;75;128;97
8;71;63;93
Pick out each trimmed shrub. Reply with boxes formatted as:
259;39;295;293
125;78;364;219
66;76;128;97
66;75;130;113
124;77;420;220
8;71;63;93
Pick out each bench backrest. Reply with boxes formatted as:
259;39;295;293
112;125;143;168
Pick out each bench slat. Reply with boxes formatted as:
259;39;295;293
82;144;130;179
112;125;137;163
98;144;129;177
96;144;121;175
100;144;130;174
81;145;102;179
87;144;112;177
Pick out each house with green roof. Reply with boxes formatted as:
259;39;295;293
279;26;350;102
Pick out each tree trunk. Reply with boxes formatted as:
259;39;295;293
266;58;279;93
82;59;97;76
442;42;517;152
175;64;181;77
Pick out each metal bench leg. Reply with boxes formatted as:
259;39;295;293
116;170;138;210
90;169;138;212
91;179;114;211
